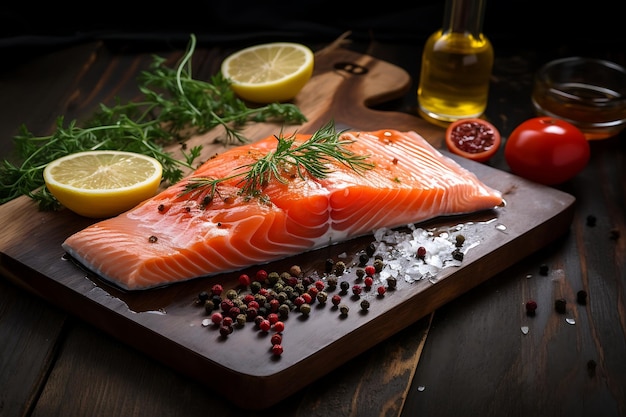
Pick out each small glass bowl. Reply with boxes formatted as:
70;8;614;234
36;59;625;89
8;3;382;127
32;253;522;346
531;57;626;140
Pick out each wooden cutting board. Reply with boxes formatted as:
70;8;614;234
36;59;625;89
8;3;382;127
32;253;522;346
0;47;575;410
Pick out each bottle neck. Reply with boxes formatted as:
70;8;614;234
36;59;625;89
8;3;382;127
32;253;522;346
442;0;487;37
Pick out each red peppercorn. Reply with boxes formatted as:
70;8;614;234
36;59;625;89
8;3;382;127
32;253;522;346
222;316;234;327
219;325;233;337
294;295;306;307
307;286;319;299
377;286;386;296
267;313;279;324
364;265;376;277
259;319;271;332
315;280;325;291
238;273;251;287
211;284;223;296
211;312;223;325
248;300;260;310
525;300;538;315
352;285;363;296
272;344;284;356
273;321;285;333
417;246;427;259
269;298;280;312
331;294;342;306
301;293;313;304
255;269;268;282
271;333;282;346
364;276;374;288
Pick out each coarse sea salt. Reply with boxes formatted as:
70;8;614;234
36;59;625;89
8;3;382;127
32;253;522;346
371;224;473;284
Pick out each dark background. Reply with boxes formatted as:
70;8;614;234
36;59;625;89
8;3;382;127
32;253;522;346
1;0;622;52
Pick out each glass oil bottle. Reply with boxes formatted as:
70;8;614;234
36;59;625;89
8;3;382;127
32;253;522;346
417;0;493;126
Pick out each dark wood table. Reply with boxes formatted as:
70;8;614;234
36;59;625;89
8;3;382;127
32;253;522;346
1;32;624;417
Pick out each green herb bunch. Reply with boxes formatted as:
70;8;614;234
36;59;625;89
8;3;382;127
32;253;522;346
0;34;307;210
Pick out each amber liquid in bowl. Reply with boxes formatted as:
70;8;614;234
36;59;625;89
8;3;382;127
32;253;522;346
532;58;626;140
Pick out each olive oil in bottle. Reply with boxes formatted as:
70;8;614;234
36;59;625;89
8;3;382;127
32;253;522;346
417;0;493;126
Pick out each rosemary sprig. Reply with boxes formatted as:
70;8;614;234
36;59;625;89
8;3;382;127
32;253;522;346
0;34;307;209
181;120;374;203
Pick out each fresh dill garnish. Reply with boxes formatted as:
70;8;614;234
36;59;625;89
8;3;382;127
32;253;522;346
0;34;307;209
181;120;374;203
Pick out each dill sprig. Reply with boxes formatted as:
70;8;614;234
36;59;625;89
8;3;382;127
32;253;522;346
181;120;374;203
0;34;307;209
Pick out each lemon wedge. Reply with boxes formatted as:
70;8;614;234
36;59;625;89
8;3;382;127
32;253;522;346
221;42;314;103
43;150;162;218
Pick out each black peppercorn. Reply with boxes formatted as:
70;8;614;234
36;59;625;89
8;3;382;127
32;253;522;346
325;258;335;273
366;242;376;257
555;298;567;314
386;276;397;290
358;252;369;266
339;281;350;293
577;290;588;305
539;264;549;276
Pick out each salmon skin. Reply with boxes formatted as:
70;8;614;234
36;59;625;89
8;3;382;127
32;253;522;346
62;129;503;290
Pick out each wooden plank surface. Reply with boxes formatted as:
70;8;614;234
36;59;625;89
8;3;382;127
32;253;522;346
0;44;577;410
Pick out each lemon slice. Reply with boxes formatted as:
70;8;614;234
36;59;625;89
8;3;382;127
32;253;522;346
221;42;314;103
43;151;162;218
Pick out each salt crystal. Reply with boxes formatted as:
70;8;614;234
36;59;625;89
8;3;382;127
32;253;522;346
521;326;529;334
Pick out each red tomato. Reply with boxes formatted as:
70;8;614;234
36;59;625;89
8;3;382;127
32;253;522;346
504;117;590;185
445;118;502;163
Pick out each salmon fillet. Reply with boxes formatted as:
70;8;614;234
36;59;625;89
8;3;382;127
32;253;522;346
62;129;503;290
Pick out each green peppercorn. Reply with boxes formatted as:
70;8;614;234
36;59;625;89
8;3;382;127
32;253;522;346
326;275;338;290
225;289;238;300
278;303;290;318
250;281;262;294
204;299;215;314
316;291;328;304
299;303;311;315
455;234;466;247
339;304;349;316
273;282;284;293
236;313;247;326
355;268;365;280
267;271;280;285
334;261;346;275
294;283;306;295
373;258;384;273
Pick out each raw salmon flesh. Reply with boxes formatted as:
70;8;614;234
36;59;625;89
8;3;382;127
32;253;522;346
62;129;504;290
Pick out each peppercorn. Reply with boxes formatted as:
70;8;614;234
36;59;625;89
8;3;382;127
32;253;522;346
278;304;290;319
204;299;215;314
377;286;386;296
416;246;427;260
555;298;567;314
352;285;362;296
364;276;374;288
289;265;302;277
267;271;280;285
360;299;370;311
316;291;328;304
259;319;271;332
358;252;369;266
225;288;237;300
250;281;262;294
219;325;233;337
525;300;537;316
386;277;397;290
334;261;346;275
326;276;338;290
355;268;365;280
238;273;251;287
340;281;350;293
577;290;588;305
325;258;335;273
271;333;283;346
539;264;549;276
331;294;342;306
452;248;464;261
272;344;284;356
455;234;466;247
339;304;349;316
299;303;311;315
364;265;376;277
236;313;247;327
373;258;384;273
366;242;376;257
211;312;223;325
148;235;158;243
